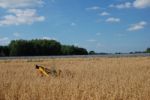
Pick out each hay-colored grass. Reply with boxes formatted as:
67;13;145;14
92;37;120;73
0;57;150;100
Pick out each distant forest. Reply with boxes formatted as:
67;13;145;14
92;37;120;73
0;39;88;56
0;39;150;57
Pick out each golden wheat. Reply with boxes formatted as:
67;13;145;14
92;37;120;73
0;57;150;100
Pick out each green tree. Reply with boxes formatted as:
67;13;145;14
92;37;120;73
9;39;61;56
61;45;74;55
9;40;34;56
0;46;10;56
89;51;96;55
146;48;150;53
31;39;61;55
61;45;88;55
8;39;88;56
73;46;88;55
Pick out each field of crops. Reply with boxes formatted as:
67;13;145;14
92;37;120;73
0;57;150;100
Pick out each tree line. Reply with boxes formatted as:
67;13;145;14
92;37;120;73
0;39;88;56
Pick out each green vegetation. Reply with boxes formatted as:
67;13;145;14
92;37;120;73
146;48;150;53
0;39;88;57
61;45;88;55
0;39;149;57
89;51;96;55
0;46;9;56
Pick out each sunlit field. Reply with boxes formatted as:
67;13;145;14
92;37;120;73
0;57;150;100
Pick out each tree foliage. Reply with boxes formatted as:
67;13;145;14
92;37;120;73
89;51;96;55
61;45;88;55
0;39;88;56
146;48;150;53
9;39;61;56
0;46;9;56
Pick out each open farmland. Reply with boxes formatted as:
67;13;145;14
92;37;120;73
0;57;150;100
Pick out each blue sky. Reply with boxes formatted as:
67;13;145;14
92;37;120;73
0;0;150;53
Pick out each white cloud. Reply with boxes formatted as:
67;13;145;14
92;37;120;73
106;17;120;23
0;37;10;45
0;9;45;26
86;6;100;10
100;11;110;16
109;2;132;9
0;0;45;26
127;21;147;31
110;0;150;9
0;0;44;8
42;37;57;40
133;0;150;8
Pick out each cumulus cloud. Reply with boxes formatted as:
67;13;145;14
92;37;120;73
106;17;120;23
109;2;132;9
110;0;150;9
86;6;100;10
133;0;150;8
0;0;44;8
127;21;147;31
0;9;45;26
0;37;10;45
0;0;45;26
42;37;57;40
100;11;110;16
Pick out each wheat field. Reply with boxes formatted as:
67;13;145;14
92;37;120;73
0;57;150;100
